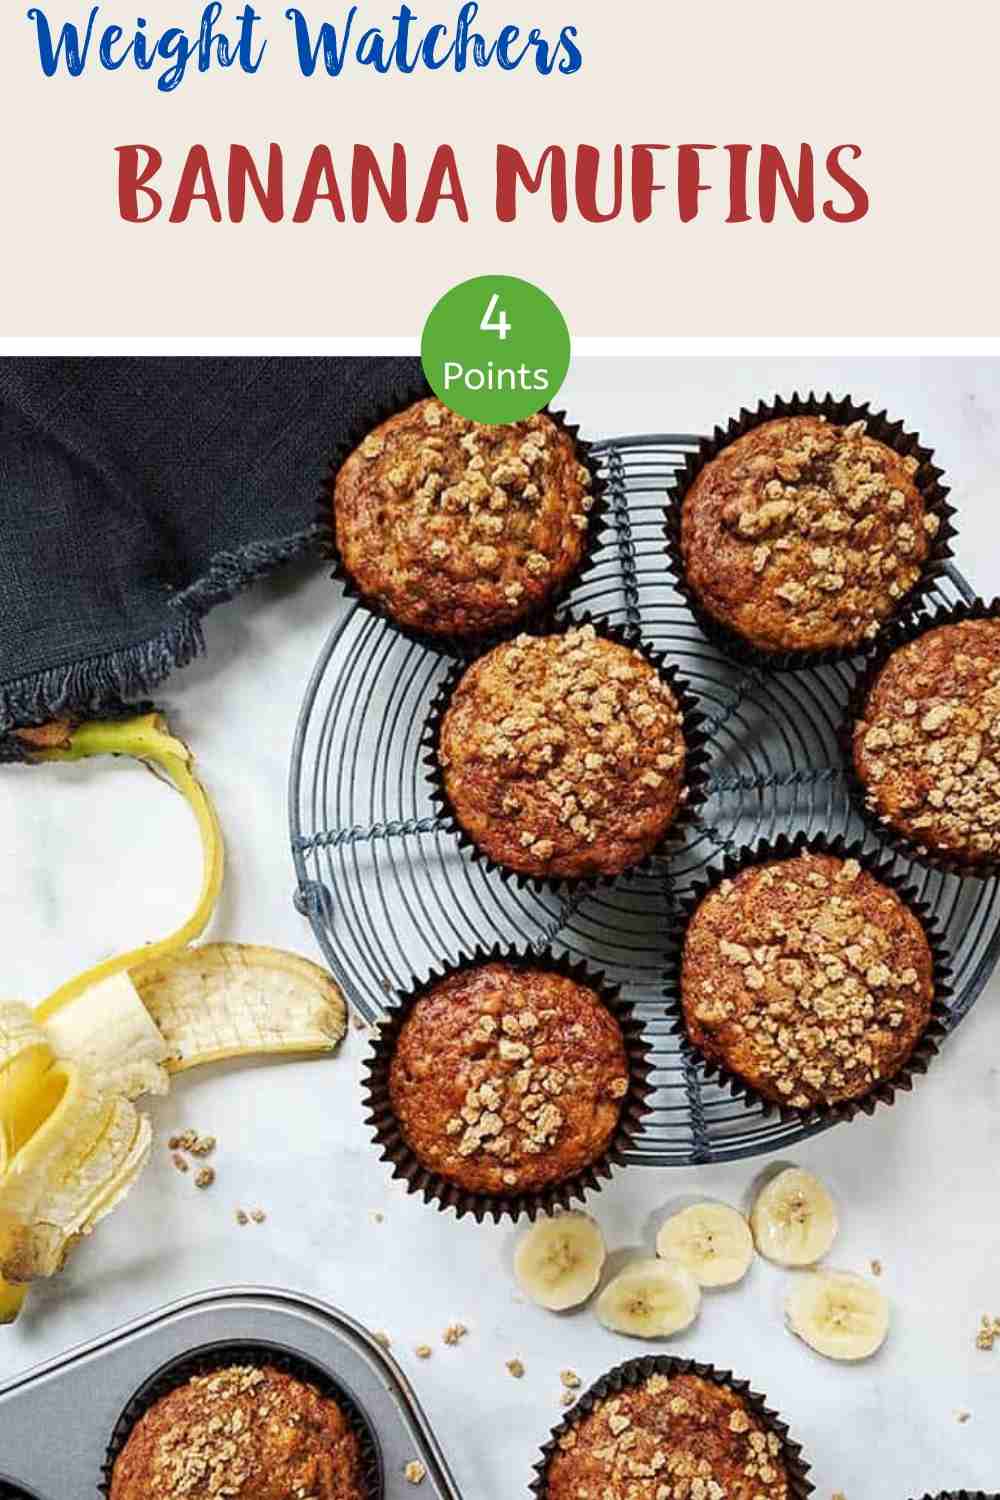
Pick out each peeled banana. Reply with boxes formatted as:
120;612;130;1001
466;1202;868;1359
785;1269;889;1360
515;1212;606;1311
656;1202;755;1287
751;1168;839;1267
0;713;347;1323
596;1257;701;1339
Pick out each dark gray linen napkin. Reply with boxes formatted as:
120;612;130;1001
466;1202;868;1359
0;355;422;751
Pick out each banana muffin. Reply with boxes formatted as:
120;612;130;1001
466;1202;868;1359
853;615;1000;866
680;851;934;1111
679;414;936;655
543;1369;791;1500
332;400;595;637
387;960;631;1197
109;1362;367;1499
437;624;689;879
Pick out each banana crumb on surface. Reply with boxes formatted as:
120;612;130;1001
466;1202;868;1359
404;1460;427;1484
236;1210;249;1226
414;1344;432;1360
373;1331;391;1350
442;1322;468;1346
250;1207;267;1223
975;1313;1000;1350
957;1409;972;1423
171;1154;189;1174
194;1167;215;1189
560;1370;581;1389
870;1259;882;1276
506;1358;525;1378
560;1391;576;1408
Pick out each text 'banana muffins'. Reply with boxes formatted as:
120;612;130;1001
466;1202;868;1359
387;961;630;1196
332;399;595;637
437;624;689;879
681;851;934;1111
679;415;937;654
544;1370;790;1500
109;1362;367;1500
854;615;1000;866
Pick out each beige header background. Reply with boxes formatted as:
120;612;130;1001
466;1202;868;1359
1;0;997;335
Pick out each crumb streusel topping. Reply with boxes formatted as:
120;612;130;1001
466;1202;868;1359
681;852;934;1109
439;624;688;878
110;1363;366;1500
545;1371;790;1500
388;962;630;1196
680;416;935;653
333;399;594;636
854;617;1000;864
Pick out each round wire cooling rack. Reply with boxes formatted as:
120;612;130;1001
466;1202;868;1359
289;432;1000;1167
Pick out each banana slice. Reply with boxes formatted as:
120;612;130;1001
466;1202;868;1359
656;1202;754;1287
514;1212;606;1311
785;1269;889;1361
596;1257;701;1339
44;972;170;1102
751;1167;838;1267
132;943;347;1070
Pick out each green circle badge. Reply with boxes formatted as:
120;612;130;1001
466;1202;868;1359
421;274;571;424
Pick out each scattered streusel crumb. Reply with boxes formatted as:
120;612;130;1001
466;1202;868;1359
235;1209;249;1226
414;1344;433;1360
957;1410;971;1424
194;1167;215;1190
373;1330;392;1350
870;1259;882;1277
560;1370;581;1390
190;1134;216;1157
506;1358;525;1379
171;1153;189;1174
404;1460;426;1485
975;1313;1000;1351
373;1211;384;1224
560;1391;576;1408
250;1207;267;1224
443;1322;468;1347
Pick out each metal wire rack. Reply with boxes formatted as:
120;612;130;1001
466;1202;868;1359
289;432;1000;1166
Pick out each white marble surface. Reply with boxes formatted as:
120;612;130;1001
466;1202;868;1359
2;357;1000;1499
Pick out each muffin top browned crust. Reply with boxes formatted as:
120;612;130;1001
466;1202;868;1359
854;617;1000;865
110;1363;366;1500
388;961;630;1196
333;399;594;637
545;1371;790;1500
439;625;688;879
681;852;934;1109
680;415;936;654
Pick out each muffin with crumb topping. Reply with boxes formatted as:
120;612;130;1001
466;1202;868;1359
437;624;689;880
679;414;936;655
387;959;630;1198
680;850;934;1111
542;1368;792;1500
332;399;595;638
853;614;1000;867
109;1362;367;1500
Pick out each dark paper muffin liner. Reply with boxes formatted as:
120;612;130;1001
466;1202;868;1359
912;1493;1000;1499
531;1354;813;1500
840;596;1000;881
361;941;653;1224
317;378;610;659
100;1340;383;1499
663;830;953;1127
663;392;957;672
0;1485;37;1499
423;611;713;897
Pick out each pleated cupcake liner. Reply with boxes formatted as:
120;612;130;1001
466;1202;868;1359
662;830;954;1128
840;596;1000;881
663;392;957;672
530;1354;814;1500
422;610;713;898
316;377;610;660
361;941;653;1224
100;1340;383;1499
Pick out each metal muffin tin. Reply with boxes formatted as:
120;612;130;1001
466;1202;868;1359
0;1286;462;1499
